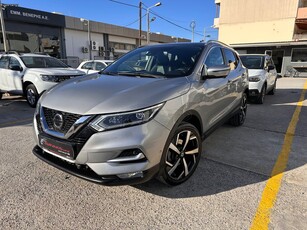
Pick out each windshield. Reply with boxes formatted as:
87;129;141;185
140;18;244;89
240;55;264;70
103;44;204;78
20;56;69;68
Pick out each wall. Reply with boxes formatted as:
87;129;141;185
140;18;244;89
218;0;300;44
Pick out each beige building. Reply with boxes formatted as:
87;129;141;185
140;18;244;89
214;0;307;76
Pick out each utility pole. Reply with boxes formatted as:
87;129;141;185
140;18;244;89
0;0;8;52
139;1;142;47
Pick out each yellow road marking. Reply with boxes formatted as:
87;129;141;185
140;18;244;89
0;117;33;127
250;80;307;230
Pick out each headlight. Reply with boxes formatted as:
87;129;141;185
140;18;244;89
41;75;59;82
249;75;261;82
90;103;164;131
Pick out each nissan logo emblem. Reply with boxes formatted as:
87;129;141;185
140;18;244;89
53;113;64;130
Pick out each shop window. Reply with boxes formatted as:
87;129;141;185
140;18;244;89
291;48;307;62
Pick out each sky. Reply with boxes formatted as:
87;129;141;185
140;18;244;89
3;0;218;42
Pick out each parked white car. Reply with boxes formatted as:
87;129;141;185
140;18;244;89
77;60;114;74
240;54;278;104
0;53;85;107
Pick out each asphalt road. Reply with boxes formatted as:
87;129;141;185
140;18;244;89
0;78;306;229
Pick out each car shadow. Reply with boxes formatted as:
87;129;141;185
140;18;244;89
0;95;34;128
133;86;307;198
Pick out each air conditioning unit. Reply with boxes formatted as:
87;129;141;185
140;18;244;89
82;47;88;53
91;41;99;51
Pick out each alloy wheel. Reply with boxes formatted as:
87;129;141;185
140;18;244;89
164;128;200;182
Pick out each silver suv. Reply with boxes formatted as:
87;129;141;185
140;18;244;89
33;41;249;186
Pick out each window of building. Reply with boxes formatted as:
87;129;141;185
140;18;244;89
291;48;307;62
109;42;136;51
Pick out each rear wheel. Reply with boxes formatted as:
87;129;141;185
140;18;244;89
229;93;247;126
25;84;39;108
158;122;202;186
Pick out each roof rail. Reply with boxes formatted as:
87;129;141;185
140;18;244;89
6;51;19;55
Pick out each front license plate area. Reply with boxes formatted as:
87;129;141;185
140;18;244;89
39;135;74;159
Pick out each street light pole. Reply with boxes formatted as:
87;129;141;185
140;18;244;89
0;0;8;52
146;2;161;44
139;1;142;47
80;18;91;60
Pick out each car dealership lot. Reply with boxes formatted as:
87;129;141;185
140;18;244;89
0;78;306;229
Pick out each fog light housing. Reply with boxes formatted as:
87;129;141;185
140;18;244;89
117;171;143;179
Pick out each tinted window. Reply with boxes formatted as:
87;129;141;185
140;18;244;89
95;62;106;70
240;56;264;69
224;48;238;70
205;47;224;68
81;62;94;70
20;56;68;68
0;56;9;69
104;44;204;78
9;57;21;68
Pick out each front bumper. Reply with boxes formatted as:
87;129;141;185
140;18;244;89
33;117;170;185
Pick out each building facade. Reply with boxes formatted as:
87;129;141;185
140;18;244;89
0;5;189;67
214;0;307;76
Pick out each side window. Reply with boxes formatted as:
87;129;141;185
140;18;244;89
205;47;224;68
81;62;94;70
9;57;21;68
0;56;9;69
95;62;106;70
223;48;238;71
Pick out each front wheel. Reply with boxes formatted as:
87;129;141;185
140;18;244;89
158;122;202;186
229;93;247;126
268;80;276;95
25;84;39;108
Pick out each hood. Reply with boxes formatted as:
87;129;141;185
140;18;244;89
248;69;266;77
40;74;190;115
28;68;85;75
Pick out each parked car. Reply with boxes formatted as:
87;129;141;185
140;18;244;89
33;41;249;186
240;54;278;104
77;60;114;74
0;53;85;107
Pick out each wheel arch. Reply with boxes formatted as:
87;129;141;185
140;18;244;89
172;110;203;138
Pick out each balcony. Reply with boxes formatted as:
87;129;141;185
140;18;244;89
296;7;307;29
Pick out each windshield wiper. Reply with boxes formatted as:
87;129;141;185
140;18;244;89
116;72;163;79
100;71;118;75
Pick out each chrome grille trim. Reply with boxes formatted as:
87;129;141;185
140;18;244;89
40;107;92;139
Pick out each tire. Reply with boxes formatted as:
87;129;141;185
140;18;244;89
158;122;202;186
229;93;247;127
268;80;276;95
0;93;2;100
25;84;39;108
256;85;266;104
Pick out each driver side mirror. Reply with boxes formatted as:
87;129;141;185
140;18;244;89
9;65;23;71
201;65;230;80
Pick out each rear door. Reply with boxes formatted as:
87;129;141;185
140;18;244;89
222;48;243;110
0;56;10;91
6;57;24;93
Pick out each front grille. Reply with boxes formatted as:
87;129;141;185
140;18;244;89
56;75;82;83
36;108;97;159
43;107;82;134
